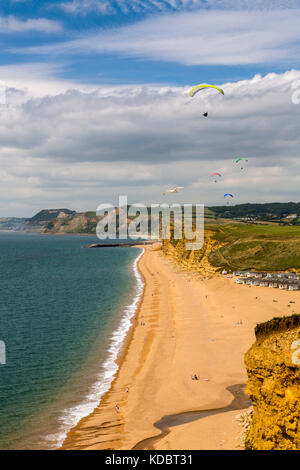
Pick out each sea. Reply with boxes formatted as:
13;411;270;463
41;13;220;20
0;232;143;449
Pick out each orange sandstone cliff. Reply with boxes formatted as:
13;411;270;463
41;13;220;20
245;315;300;450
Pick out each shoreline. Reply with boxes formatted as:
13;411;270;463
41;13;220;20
57;245;146;449
60;244;157;450
61;244;299;450
33;246;146;450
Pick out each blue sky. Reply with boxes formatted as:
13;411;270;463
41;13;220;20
2;0;300;86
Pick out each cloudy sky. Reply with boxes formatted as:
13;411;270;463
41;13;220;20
0;0;300;216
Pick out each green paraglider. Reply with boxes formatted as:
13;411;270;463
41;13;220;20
236;158;248;170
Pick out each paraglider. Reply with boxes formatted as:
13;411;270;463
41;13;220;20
210;172;222;183
224;193;234;205
235;158;248;170
163;186;184;195
189;84;224;117
189;84;225;98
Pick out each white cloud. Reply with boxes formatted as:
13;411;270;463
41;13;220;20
0;70;300;216
0;15;62;33
59;0;115;15
58;0;186;16
0;63;98;99
24;9;300;67
57;0;300;16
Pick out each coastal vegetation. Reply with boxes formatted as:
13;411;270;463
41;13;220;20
208;224;300;272
163;223;300;274
15;206;300;273
210;202;300;224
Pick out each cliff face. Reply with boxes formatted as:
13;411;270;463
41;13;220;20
21;209;76;232
162;230;223;277
21;207;148;235
0;217;27;231
244;315;300;450
43;212;98;234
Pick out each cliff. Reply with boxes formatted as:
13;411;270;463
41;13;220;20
21;209;76;232
162;229;223;278
244;315;300;450
19;207;147;236
43;211;98;234
0;217;28;231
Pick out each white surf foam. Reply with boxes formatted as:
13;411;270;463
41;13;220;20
44;248;145;449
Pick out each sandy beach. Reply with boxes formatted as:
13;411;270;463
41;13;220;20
61;244;299;450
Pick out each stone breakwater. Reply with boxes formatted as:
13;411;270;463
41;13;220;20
244;315;300;450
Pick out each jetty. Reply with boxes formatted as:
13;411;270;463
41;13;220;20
85;241;155;248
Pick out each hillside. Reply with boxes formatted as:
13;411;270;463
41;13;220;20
0;217;28;231
163;223;300;274
210;202;300;224
208;224;300;272
44;211;99;234
32;206;215;236
21;209;76;232
20;208;135;235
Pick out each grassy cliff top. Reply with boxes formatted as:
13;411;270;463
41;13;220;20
207;224;300;272
164;222;300;274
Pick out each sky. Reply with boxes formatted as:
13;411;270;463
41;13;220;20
0;0;300;216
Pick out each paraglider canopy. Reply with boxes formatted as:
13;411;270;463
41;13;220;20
224;193;234;205
189;84;224;117
235;158;248;170
189;84;224;98
210;172;222;183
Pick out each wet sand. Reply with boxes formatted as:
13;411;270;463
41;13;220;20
61;244;299;450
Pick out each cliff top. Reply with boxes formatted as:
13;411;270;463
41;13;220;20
255;314;300;339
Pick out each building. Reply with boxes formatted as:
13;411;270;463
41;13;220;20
278;282;289;290
234;270;300;290
289;284;300;291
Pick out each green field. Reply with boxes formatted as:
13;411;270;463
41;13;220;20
208;224;300;272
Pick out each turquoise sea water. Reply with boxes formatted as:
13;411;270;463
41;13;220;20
0;232;142;449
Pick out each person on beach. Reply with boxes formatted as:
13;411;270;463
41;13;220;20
115;405;119;413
